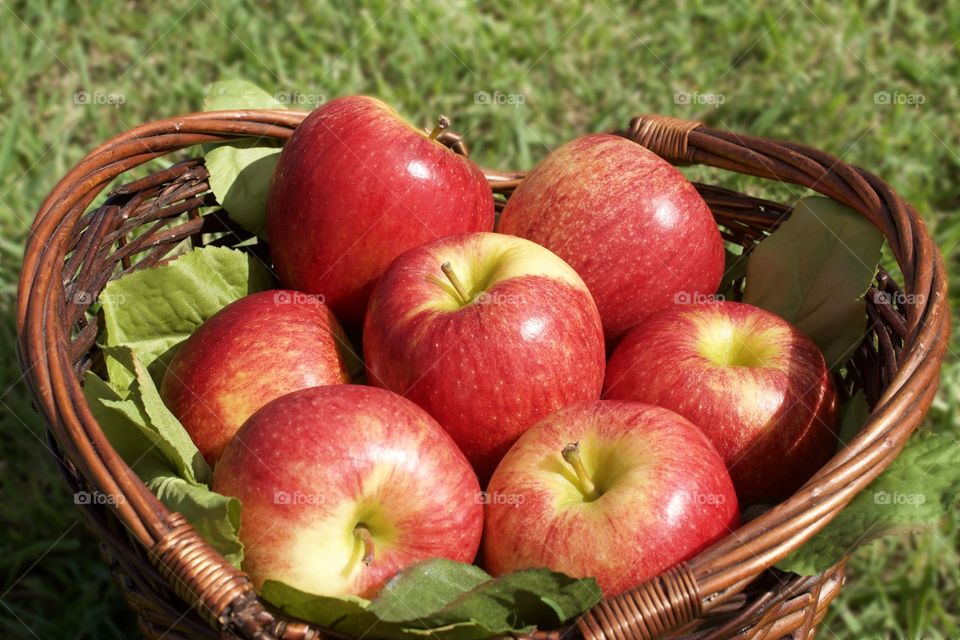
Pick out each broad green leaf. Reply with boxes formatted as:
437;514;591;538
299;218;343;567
204;142;280;237
148;474;243;567
101;346;210;484
743;196;884;368
100;246;273;390
83;371;242;566
408;567;601;632
836;391;871;448
369;559;491;621
202;80;284;237
262;560;602;640
203;79;283;112
718;246;748;299
777;428;960;575
261;580;488;640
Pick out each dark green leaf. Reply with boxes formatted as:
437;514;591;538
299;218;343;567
777;428;960;575
262;560;602;640
369;559;491;621
719;246;748;298
743;196;884;368
836;391;871;448
409;567;600;632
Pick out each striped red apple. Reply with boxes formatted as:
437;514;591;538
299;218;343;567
483;400;739;595
267;96;494;327
363;232;605;483
213;385;483;598
160;290;352;467
497;133;724;344
603;301;839;504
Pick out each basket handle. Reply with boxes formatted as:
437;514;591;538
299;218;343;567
622;115;703;164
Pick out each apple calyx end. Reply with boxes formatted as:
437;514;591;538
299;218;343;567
427;115;451;140
354;524;375;566
440;261;472;305
561;442;600;501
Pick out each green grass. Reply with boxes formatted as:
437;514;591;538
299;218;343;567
1;1;957;638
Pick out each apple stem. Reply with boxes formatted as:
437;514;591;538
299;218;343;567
428;115;451;140
440;261;471;305
354;524;375;566
562;442;599;500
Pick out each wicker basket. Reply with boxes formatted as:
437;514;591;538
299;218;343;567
16;110;949;640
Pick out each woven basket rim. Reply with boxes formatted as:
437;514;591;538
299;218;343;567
15;109;950;640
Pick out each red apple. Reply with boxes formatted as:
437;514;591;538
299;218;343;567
160;290;352;467
483;400;739;596
603;301;839;504
213;385;483;598
266;96;495;327
363;232;605;483
497;133;724;344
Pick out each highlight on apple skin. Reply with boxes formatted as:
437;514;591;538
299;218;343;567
497;133;724;345
603;301;839;504
160;289;353;467
363;232;606;484
266;95;495;328
212;384;484;599
482;400;739;596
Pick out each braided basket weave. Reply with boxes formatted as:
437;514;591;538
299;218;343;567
16;110;949;639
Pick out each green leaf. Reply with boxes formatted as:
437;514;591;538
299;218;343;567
203;79;283;112
261;560;602;640
100;246;273;390
836;391;871;448
777;428;960;576
148;474;243;567
369;559;491;621
410;567;600;632
83;370;243;566
718;246;748;298
100;346;210;484
743;196;884;368
202;79;284;237
204;142;280;238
